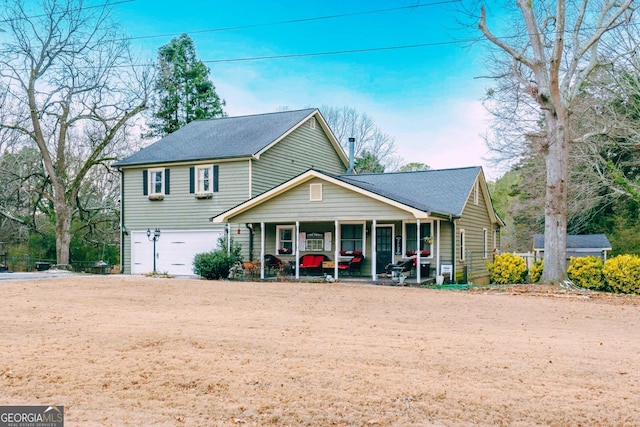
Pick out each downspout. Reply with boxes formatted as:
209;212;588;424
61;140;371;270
119;168;125;274
245;223;254;260
450;214;456;283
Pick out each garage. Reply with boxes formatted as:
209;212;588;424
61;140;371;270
131;230;222;276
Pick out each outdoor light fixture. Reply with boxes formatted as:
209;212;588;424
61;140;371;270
146;228;161;273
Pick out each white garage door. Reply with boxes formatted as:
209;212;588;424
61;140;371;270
131;230;223;276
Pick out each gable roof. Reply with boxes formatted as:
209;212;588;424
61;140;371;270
533;234;612;251
335;167;483;217
213;167;504;225
113;108;346;167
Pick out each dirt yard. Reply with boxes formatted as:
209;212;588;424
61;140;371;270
1;275;639;426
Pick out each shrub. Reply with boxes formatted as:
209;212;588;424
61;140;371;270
487;253;527;284
193;236;242;280
529;260;543;283
193;251;234;280
566;256;604;290
603;254;640;294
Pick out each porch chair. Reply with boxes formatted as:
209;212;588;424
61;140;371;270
264;254;284;274
338;255;364;276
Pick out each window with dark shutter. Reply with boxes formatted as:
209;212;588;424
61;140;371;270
213;165;219;192
165;168;170;195
189;167;195;193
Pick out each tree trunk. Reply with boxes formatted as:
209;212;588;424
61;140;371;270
541;113;569;283
55;201;72;266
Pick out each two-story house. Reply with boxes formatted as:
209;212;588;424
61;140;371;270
113;108;349;275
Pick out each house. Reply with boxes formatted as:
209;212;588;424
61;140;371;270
113;108;349;275
212;166;504;285
533;234;612;261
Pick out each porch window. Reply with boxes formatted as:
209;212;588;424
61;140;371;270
405;222;432;255
340;224;363;252
276;225;295;254
305;232;324;251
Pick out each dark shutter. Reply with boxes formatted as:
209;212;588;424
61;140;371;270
189;167;195;193
164;168;170;194
142;169;148;195
213;165;219;192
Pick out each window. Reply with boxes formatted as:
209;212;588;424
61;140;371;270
474;181;479;205
143;168;169;199
483;228;488;259
276;225;295;254
305;232;324;251
405;222;432;255
190;165;219;197
340;224;363;252
196;165;212;193
150;169;163;194
459;229;466;261
308;117;316;129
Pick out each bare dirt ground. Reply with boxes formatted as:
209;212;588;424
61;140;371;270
1;276;639;426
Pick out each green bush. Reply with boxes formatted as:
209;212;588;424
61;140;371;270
193;236;242;280
487;253;528;284
529;260;543;283
603;254;640;294
566;256;604;290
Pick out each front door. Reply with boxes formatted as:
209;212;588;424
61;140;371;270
376;225;393;274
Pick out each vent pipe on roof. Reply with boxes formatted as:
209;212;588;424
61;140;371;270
347;137;355;175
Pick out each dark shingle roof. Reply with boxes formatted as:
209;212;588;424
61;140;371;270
334;166;481;216
533;234;612;250
114;108;317;167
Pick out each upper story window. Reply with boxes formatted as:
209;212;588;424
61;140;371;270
150;169;164;195
190;165;219;198
196;165;212;193
143;168;170;200
474;181;479;205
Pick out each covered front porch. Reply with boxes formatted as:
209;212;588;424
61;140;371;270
228;218;449;284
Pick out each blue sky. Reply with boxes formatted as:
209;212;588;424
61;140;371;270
112;0;502;179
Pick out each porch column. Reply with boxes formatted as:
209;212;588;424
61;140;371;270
371;220;377;281
416;219;421;283
334;220;339;279
295;221;300;279
227;223;231;253
436;220;441;275
260;222;265;280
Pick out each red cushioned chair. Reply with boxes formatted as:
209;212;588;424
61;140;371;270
338;255;364;276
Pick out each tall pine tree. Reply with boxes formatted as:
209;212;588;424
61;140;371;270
150;34;225;136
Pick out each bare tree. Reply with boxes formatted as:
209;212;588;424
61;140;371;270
320;105;401;170
0;0;150;265
477;0;636;283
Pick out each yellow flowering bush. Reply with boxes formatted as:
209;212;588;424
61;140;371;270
529;260;543;283
603;254;640;294
487;253;527;284
566;256;604;290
